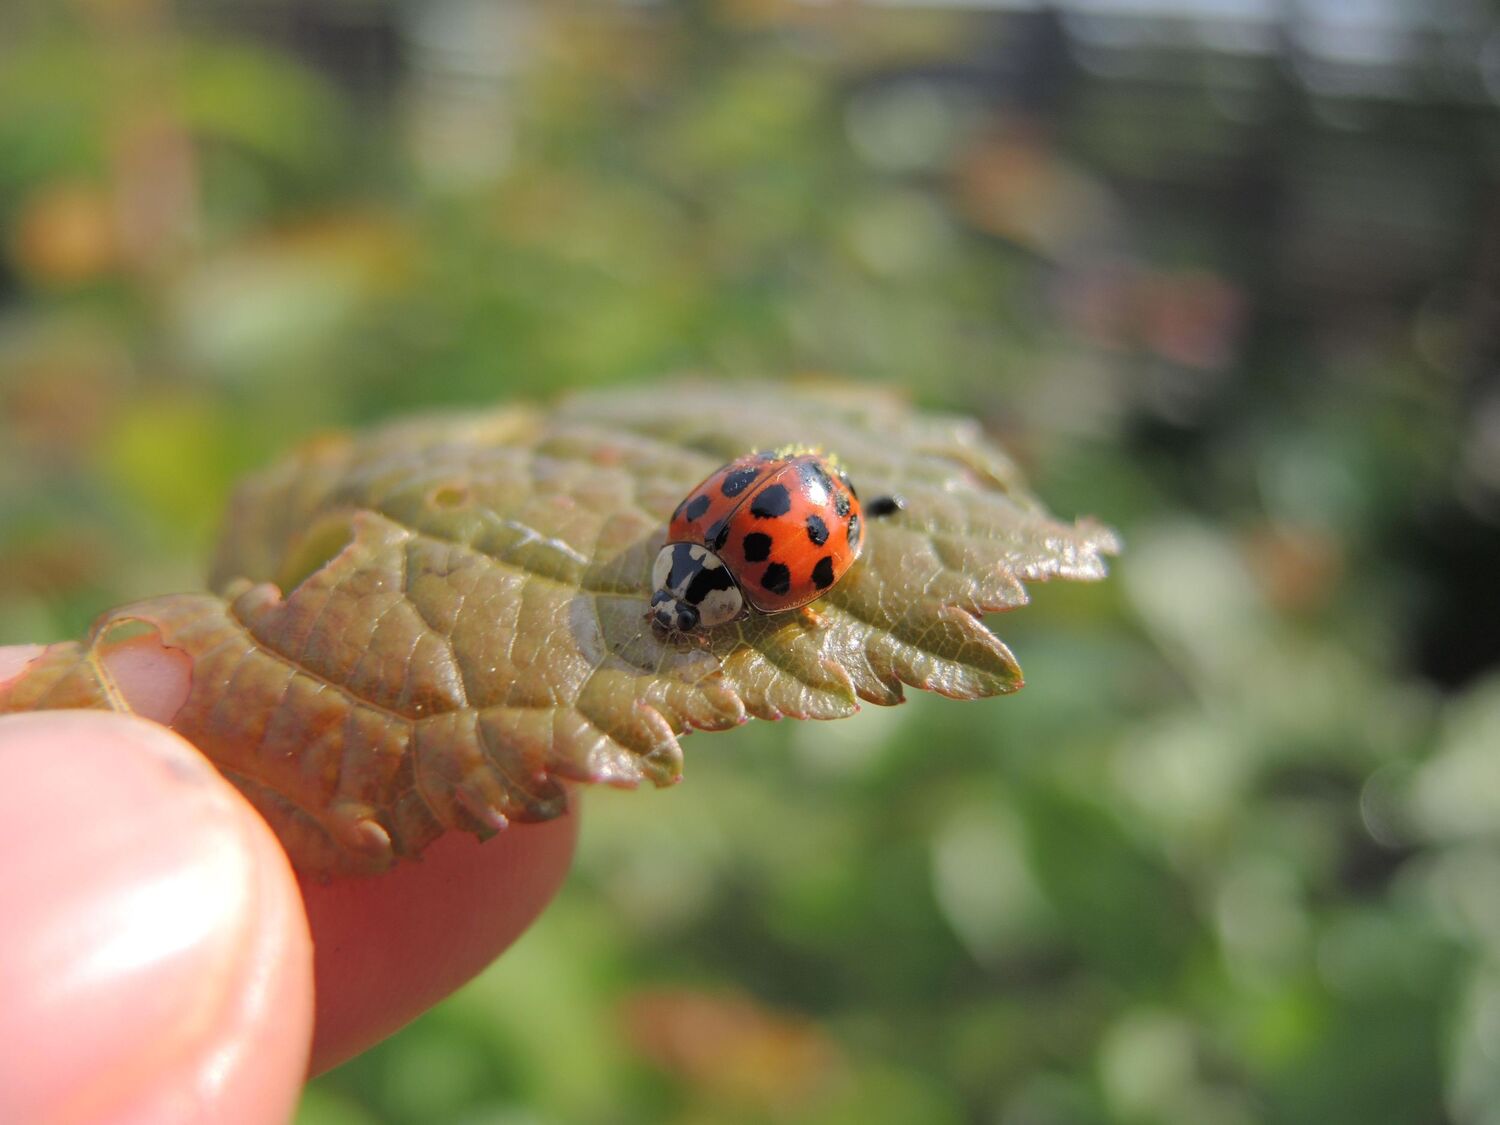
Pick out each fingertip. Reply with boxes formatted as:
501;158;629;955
1;645;577;1081
300;803;580;1075
0;711;313;1123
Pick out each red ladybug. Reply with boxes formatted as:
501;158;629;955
649;450;903;636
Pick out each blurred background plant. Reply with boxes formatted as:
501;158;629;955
2;1;1499;1122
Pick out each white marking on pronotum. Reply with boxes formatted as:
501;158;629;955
697;584;743;626
501;519;589;565
651;545;674;591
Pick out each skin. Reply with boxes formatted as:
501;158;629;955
0;638;578;1121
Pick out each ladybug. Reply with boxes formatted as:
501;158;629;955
649;449;904;637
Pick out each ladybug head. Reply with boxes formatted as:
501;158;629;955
649;542;745;635
650;589;700;634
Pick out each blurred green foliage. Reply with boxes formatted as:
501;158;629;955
2;2;1497;1123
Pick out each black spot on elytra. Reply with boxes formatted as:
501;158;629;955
742;531;773;562
706;518;730;549
811;555;835;589
760;562;791;595
684;494;711;522
671;497;686;521
750;484;792;519
833;491;851;518
799;460;834;499
685;562;735;605
806;514;828;546
847;514;862;546
721;466;759;497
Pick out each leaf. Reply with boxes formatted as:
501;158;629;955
0;381;1118;875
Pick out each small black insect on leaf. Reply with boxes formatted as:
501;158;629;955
866;495;905;518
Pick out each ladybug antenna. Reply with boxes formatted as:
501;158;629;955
867;495;905;518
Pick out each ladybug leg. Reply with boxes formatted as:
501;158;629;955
797;604;830;631
866;495;906;518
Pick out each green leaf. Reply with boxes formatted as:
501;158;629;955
0;382;1117;875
